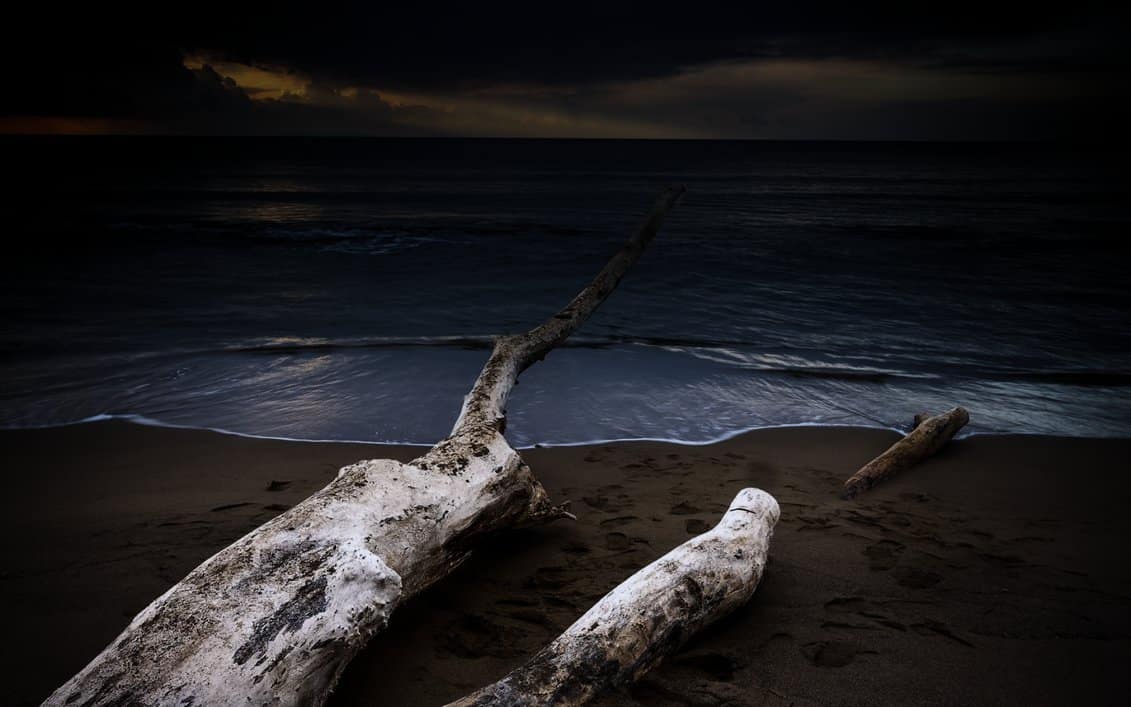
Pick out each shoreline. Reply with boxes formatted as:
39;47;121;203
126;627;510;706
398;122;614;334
4;419;1129;705
10;411;1131;450
0;412;906;448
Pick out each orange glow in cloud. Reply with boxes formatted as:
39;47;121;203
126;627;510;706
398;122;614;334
183;54;308;100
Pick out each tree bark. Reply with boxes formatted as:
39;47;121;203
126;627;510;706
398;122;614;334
841;407;969;499
46;186;685;707
448;488;780;707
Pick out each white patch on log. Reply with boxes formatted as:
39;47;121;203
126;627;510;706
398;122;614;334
45;187;685;706
449;488;780;707
46;449;537;705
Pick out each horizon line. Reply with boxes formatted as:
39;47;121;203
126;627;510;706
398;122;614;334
0;133;1092;145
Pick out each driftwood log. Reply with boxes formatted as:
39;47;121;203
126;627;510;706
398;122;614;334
47;186;686;706
449;488;780;707
842;406;969;499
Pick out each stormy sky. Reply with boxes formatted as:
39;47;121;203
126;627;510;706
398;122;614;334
3;2;1125;139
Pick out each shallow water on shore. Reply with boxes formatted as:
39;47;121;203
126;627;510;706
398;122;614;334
3;137;1129;443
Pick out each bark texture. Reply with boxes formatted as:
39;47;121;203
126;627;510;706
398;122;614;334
842;407;970;499
46;186;685;707
448;488;780;707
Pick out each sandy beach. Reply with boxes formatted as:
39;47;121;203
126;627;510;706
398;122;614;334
3;419;1129;706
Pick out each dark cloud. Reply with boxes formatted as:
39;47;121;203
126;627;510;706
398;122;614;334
164;2;1128;89
167;67;437;135
2;18;442;136
3;1;1126;138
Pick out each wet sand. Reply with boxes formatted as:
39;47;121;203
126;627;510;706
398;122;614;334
3;420;1129;705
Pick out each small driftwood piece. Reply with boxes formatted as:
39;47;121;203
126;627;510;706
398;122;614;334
47;186;685;706
448;488;780;707
842;406;969;499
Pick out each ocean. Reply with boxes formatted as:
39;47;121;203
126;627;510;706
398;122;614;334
2;137;1128;445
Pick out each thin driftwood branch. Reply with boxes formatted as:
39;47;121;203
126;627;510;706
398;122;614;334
842;406;969;499
448;488;780;707
448;185;686;439
46;186;685;706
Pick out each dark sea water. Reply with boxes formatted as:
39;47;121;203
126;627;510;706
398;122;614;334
2;137;1128;445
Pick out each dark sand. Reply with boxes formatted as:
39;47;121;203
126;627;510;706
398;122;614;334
3;420;1129;706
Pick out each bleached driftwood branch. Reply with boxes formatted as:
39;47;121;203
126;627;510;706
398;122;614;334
841;406;969;499
47;186;685;706
449;488;780;707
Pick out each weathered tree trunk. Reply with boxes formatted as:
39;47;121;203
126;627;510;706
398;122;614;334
47;186;685;707
842;407;969;499
448;488;780;707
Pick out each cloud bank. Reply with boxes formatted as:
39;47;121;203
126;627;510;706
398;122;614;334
3;2;1125;139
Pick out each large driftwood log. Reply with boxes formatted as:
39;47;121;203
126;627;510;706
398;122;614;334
449;488;780;707
841;406;969;499
47;186;685;706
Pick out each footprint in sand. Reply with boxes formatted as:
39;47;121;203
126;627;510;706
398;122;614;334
893;566;942;589
545;596;575;610
599;515;639;528
582;495;633;513
863;539;905;571
561;540;591;555
524;566;573;591
440;614;520;659
821;619;881;632
898;491;931;503
825;597;906;632
503;608;558;631
911;620;974;647
1014;535;1054;544
675;652;741;681
801;640;860;668
685;519;711;534
825;596;870;613
756;632;794;657
977;551;1028;569
796;515;836;531
669;501;701;515
605;532;631;550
